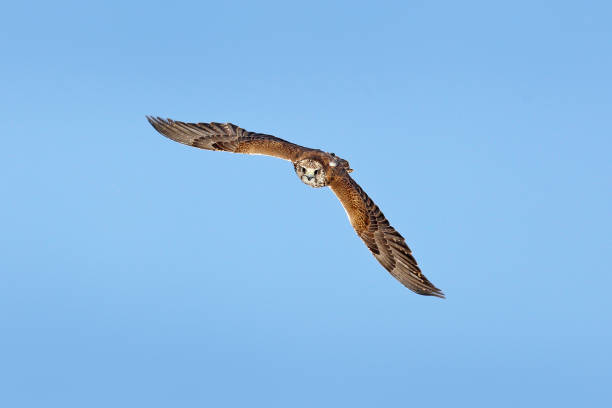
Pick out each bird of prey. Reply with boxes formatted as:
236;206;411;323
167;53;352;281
147;116;444;298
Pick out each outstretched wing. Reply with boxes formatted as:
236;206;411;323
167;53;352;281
330;172;444;298
147;116;310;162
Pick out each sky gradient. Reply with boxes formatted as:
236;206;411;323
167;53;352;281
2;1;611;407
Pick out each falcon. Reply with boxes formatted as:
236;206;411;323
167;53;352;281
147;116;444;298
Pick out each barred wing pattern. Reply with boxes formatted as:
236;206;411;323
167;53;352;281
147;116;308;162
148;116;444;298
330;174;444;298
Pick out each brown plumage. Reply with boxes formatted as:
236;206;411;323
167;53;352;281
147;116;444;298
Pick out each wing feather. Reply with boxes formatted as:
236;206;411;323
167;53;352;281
330;172;444;298
147;116;309;161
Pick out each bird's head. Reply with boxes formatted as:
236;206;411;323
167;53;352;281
294;159;326;188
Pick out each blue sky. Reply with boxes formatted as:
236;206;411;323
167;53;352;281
1;1;611;406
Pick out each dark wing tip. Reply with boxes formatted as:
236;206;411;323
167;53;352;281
423;287;446;299
146;115;172;131
413;272;445;298
145;116;196;147
146;115;163;132
408;267;446;299
404;271;445;299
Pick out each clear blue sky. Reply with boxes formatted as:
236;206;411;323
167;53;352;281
2;1;611;407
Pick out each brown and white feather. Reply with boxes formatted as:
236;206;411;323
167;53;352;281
148;116;444;298
330;171;444;298
147;116;309;162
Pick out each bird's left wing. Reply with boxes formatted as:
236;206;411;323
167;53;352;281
147;116;310;162
329;172;445;298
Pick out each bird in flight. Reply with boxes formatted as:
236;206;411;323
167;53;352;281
147;117;444;298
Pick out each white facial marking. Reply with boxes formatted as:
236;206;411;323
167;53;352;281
295;159;326;188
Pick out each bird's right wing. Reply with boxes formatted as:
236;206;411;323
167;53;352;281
329;171;445;298
147;116;310;162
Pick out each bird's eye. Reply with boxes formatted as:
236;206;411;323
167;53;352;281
314;169;319;175
301;167;306;173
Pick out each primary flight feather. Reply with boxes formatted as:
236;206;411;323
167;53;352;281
147;116;444;298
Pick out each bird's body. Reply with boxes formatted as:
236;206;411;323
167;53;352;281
147;117;444;298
